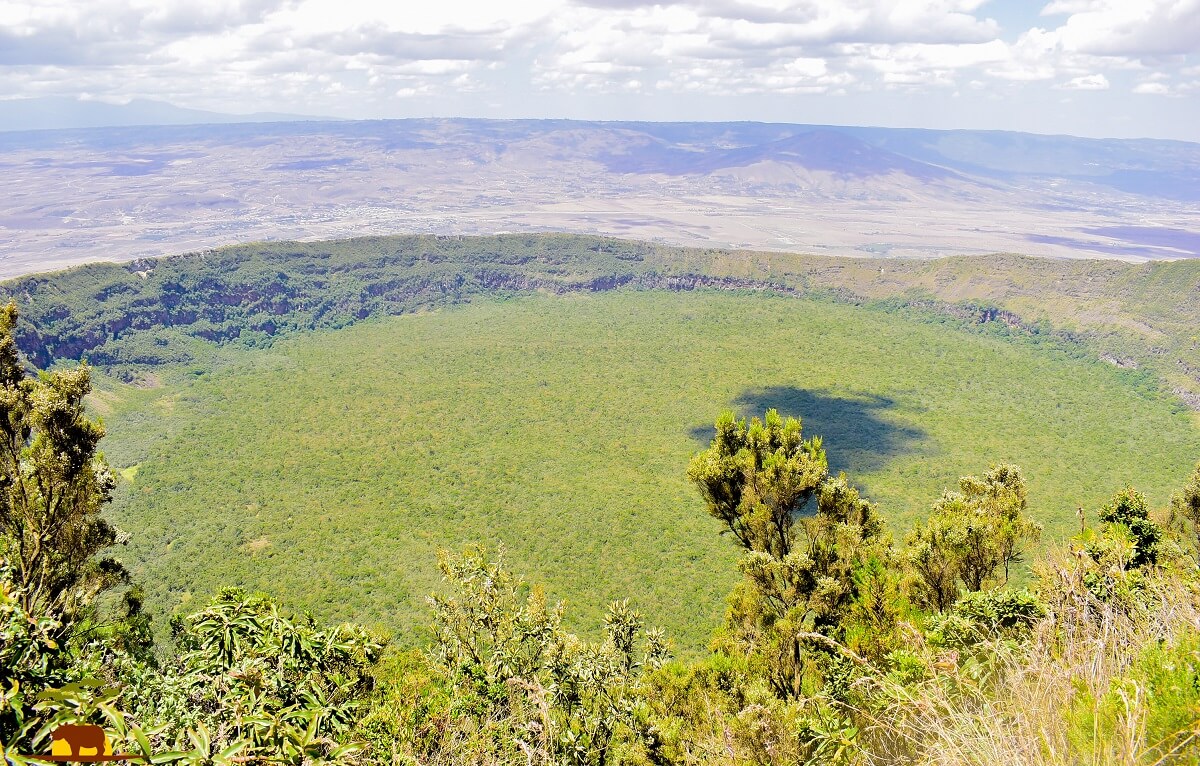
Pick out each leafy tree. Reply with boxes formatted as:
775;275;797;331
924;588;1047;649
427;545;667;766
1095;487;1161;568
842;554;910;663
905;513;964;613
6;588;384;766
689;410;893;699
1076;487;1166;603
428;545;564;711
906;464;1041;611
687;409;826;558
958;464;1041;584
1168;462;1200;564
0;303;125;631
157;589;383;761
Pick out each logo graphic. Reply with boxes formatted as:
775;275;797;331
22;724;144;763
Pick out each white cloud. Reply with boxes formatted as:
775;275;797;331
530;1;1013;96
1133;80;1171;94
0;0;561;112
1043;0;1200;57
1060;72;1109;89
0;0;1194;134
1040;1;1101;15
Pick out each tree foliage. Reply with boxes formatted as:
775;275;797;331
1168;461;1200;564
1094;486;1162;568
138;588;384;763
0;303;125;630
689;410;895;699
687;409;827;558
5;588;385;766
906;464;1041;611
426;545;668;766
0;568;65;742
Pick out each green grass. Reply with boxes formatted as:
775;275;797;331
96;290;1200;652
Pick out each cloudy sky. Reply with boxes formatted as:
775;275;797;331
1;0;1198;140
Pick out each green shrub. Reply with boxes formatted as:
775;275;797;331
1067;634;1200;764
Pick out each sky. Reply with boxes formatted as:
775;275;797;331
1;0;1198;140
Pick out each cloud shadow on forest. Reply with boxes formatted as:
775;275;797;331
689;386;926;477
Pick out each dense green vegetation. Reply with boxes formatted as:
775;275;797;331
90;290;1200;651
0;304;125;637
3;302;1199;763
0;235;679;372
2;250;1200;763
5;235;1200;764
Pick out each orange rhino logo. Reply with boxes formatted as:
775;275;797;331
25;724;143;762
50;724;112;758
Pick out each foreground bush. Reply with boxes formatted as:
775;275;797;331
2;585;384;766
358;546;668;766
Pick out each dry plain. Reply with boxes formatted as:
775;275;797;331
1;118;1198;278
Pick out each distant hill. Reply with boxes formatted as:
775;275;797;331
595;128;955;180
4;233;1199;407
0;96;331;132
607;120;1200;200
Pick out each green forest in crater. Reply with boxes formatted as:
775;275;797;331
7;235;1200;765
91;289;1200;651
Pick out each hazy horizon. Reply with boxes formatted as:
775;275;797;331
1;1;1198;142
5;101;1200;145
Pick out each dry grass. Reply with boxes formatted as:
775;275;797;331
242;537;272;555
854;554;1200;766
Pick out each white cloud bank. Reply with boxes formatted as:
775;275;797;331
0;0;1197;137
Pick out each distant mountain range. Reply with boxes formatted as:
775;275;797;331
594;128;958;182
584;120;1200;201
0;116;1196;275
0;96;331;132
1;106;1195;201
